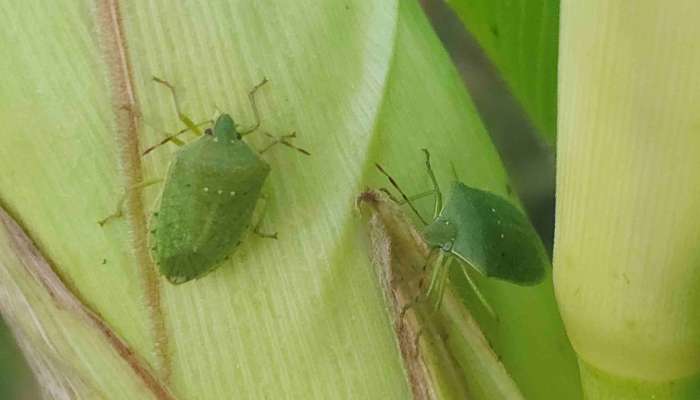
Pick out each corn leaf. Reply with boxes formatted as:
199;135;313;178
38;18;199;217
446;0;559;143
0;0;575;398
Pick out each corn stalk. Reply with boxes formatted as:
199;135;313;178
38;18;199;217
555;1;700;398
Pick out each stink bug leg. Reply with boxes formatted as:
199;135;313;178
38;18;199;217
238;78;269;136
421;149;442;221
425;252;450;310
397;247;439;321
142;120;213;156
251;195;278;240
146;76;216;155
153;76;206;136
236;79;310;156
460;265;497;319
98;178;163;226
258;131;311;156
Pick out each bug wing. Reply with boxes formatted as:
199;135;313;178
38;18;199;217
151;138;270;284
435;182;548;285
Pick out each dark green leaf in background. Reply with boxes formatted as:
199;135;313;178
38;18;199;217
447;0;560;143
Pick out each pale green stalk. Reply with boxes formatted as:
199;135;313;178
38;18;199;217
555;1;700;398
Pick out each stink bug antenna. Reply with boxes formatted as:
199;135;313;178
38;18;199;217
375;163;428;225
143;120;213;156
153;76;204;136
422;149;443;220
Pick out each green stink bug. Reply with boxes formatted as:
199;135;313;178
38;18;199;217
149;77;309;284
102;77;308;284
376;150;548;311
151;114;271;284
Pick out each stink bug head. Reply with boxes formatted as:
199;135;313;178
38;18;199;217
212;113;241;141
422;217;457;251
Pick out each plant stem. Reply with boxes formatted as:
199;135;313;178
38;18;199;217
555;0;700;396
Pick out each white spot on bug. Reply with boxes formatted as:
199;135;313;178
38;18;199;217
491;208;496;213
218;189;223;195
500;233;505;239
204;187;209;192
213;137;219;142
230;191;237;196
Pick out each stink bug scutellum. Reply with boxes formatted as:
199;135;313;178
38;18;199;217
376;150;548;313
101;77;309;284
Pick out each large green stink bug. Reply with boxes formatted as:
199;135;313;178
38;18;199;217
151;112;270;284
376;150;548;311
102;77;308;284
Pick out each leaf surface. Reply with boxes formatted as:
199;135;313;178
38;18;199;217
0;0;577;398
447;0;559;142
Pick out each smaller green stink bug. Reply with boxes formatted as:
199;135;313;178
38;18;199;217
101;77;308;284
376;150;548;312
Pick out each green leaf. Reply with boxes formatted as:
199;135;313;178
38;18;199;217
446;0;559;142
0;208;174;399
0;0;577;398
